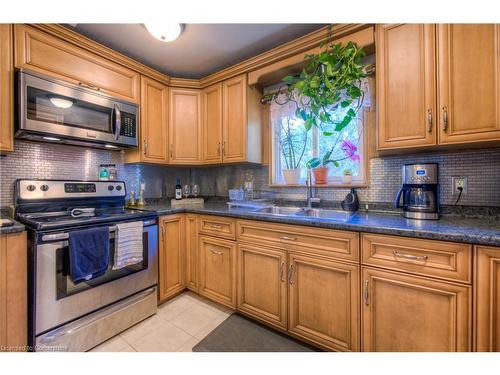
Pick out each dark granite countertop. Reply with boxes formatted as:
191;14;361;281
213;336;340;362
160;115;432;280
0;210;25;235
140;201;500;247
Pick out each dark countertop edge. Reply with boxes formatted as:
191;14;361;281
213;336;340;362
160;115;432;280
0;220;25;235
145;206;500;248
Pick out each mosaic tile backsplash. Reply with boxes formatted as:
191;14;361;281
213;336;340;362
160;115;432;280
1;140;499;207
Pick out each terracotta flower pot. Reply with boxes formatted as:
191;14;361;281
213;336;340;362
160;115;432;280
282;168;301;185
312;167;329;185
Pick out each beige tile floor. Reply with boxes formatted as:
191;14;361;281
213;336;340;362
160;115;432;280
90;291;233;352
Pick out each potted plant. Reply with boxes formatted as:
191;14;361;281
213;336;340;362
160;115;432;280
264;26;368;186
342;169;353;184
278;117;308;184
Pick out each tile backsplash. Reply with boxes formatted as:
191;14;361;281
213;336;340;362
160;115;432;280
1;140;500;207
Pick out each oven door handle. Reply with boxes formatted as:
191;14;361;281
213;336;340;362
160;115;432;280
40;219;156;242
113;104;121;141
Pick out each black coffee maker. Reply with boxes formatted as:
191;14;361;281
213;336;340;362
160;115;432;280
395;163;439;220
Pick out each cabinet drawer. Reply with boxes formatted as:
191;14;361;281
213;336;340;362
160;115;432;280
237;220;359;262
198;215;236;240
361;233;472;283
15;25;139;103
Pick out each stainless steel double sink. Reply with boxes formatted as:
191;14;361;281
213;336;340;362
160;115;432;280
251;206;354;221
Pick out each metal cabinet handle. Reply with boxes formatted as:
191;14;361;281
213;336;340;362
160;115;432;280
393;250;428;261
442;106;448;132
364;280;369;305
280;236;297;241
280;261;285;282
217;142;221;156
170;144;173;158
211;250;224;256
427;109;433;133
143;139;148;155
161;225;165;240
222;141;226;156
78;81;101;91
210;224;223;230
288;264;294;284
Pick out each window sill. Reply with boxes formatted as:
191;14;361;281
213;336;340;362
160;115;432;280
269;183;368;188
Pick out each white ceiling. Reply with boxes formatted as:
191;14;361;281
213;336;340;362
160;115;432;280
67;24;326;79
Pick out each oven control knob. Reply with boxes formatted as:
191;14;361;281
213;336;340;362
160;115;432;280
116;185;122;191
40;184;49;192
27;184;36;192
108;185;114;191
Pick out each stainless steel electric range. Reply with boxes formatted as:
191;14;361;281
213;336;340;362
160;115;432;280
15;179;158;352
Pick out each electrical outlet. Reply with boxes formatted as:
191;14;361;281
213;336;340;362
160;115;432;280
452;177;468;195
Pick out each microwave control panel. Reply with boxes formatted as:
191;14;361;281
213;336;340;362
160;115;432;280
120;111;137;138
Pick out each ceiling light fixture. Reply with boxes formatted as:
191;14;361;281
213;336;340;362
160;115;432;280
144;23;182;42
49;96;74;109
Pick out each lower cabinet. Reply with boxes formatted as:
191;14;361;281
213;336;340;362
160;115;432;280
237;243;287;330
198;235;237;308
0;231;27;351
158;215;185;302
288;252;360;352
474;246;500;351
362;267;471;352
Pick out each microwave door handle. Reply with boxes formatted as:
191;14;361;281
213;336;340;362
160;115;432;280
113;104;121;141
394;187;405;208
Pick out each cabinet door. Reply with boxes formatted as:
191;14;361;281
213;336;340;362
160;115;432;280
185;215;198;292
0;24;13;153
288;253;360;351
139;76;169;163
0;231;27;351
158;215;185;302
237;243;287;330
437;24;500;144
15;25;139;103
202;83;223;164
474;246;500;351
376;24;437;150
198;236;237;308
362;267;471;352
222;74;247;162
169;88;202;164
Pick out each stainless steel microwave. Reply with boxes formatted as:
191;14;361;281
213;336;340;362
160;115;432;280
16;70;138;150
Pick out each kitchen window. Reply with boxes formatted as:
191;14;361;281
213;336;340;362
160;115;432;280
269;81;370;186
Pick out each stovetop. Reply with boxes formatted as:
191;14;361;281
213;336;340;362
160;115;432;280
17;207;157;231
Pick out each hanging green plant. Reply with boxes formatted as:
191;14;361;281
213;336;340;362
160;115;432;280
264;26;369;170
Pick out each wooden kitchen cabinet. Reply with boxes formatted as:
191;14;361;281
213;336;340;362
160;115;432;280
169;88;202;164
198;235;237;308
362;267;471;352
0;24;14;153
202;83;223;164
14;24;139;103
222;74;262;164
126;76;169;164
437;24;500;145
376;24;437;150
158;215;185;302
0;231;27;352
288;252;360;351
237;243;287;330
474;246;500;351
185;214;198;292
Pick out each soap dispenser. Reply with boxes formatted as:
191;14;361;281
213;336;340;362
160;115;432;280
341;188;359;212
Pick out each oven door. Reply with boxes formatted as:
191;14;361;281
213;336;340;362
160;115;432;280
18;70;138;147
34;219;157;336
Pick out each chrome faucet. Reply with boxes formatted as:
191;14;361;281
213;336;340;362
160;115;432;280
306;169;320;208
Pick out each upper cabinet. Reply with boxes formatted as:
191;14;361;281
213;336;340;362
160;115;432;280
14;25;140;103
377;23;500;151
126;76;169;164
202;83;223;164
437;24;500;144
376;24;437;149
0;24;14;153
169;88;202;164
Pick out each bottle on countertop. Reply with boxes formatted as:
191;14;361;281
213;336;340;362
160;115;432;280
98;164;109;181
175;178;182;200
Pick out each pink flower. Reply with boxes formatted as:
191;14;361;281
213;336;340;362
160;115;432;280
341;139;360;162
